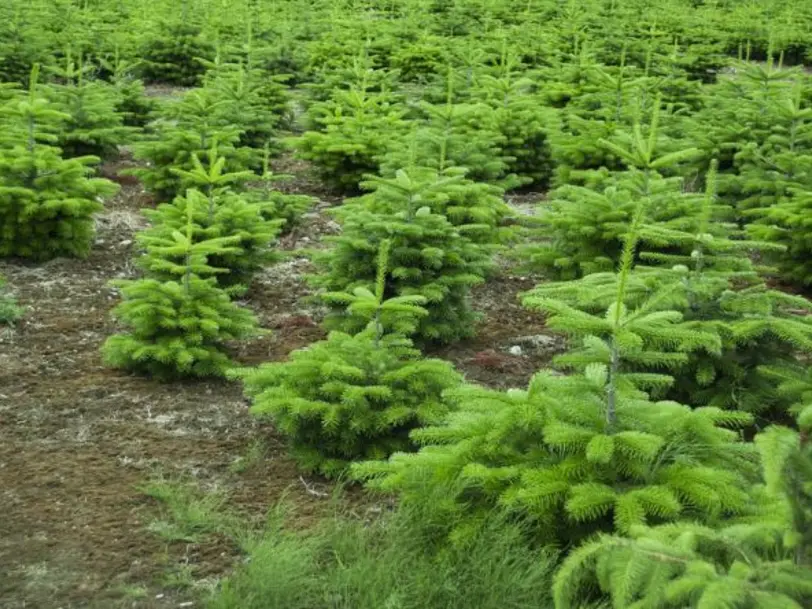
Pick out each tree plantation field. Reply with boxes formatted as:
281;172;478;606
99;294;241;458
2;1;812;608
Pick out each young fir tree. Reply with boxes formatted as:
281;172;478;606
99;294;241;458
130;88;257;201
99;49;156;129
356;209;755;548
139;21;215;86
0;66;119;260
740;88;812;287
721;84;812;217
641;167;812;418
355;164;512;245
138;149;282;293
313;169;494;344
520;104;703;279
235;241;463;478
470;51;556;189
44;51;136;160
547;54;647;187
294;84;408;193
379;76;520;189
552;407;812;609
206;60;291;150
103;204;259;380
697;60;802;180
0;16;50;85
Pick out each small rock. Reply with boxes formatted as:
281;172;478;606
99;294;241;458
508;345;523;356
513;334;565;354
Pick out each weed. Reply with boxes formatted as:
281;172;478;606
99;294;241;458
139;476;235;543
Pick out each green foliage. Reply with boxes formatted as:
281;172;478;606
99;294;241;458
356;370;757;548
237;327;461;478
237;240;462;477
294;85;408;193
103;206;259;380
522;108;703;279
699;61;804;181
139;150;282;292
130;88;257;201
380;92;521;189
139;476;235;544
44;56;136;159
242;145;315;233
0;67;119;260
139;22;215;86
471;65;555;188
313;170;494;344
99;51;156;128
524;162;812;419
355;165;511;243
205;60;291;149
742;89;812;284
209;501;557;609
0;275;23;324
0;14;51;84
553;410;812;609
357;220;755;547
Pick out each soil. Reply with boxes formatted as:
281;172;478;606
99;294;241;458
0;151;557;608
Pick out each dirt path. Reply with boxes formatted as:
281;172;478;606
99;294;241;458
0;156;557;608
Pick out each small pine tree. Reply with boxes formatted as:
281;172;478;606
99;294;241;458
379;82;520;189
313;169;494;344
294;85;408;193
206;61;290;149
524;160;812;419
0;66;119;260
356;165;512;244
103;205;259;380
519;105;703;279
130;88;257;201
138;149;282;292
743;89;812;286
471;65;556;189
235;242;463;477
44;51;136;159
99;49;156;129
139;21;215;86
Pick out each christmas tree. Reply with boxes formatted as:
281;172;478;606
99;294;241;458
236;242;462;477
0;66;118;260
103;204;260;380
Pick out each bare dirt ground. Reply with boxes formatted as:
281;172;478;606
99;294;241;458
0;153;558;608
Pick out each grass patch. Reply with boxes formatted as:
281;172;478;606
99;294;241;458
229;439;268;474
208;501;557;609
139;476;240;544
0;275;23;325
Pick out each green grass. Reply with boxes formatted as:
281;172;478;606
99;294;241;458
138;475;557;609
207;500;558;609
228;439;268;474
0;275;23;325
139;476;238;544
